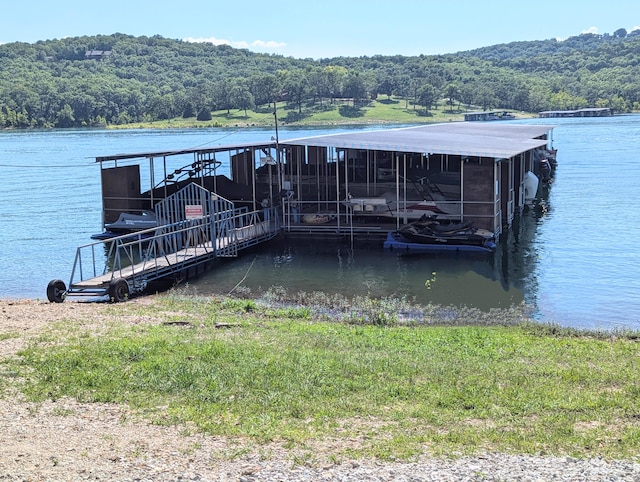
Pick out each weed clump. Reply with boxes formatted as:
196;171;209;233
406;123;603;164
257;285;534;327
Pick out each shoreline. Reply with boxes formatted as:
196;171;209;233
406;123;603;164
0;111;546;132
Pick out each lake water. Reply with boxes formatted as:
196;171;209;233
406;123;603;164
1;118;639;331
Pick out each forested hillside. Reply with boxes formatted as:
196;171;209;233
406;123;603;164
1;30;639;128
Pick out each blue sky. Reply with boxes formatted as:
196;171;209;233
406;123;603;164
2;0;639;58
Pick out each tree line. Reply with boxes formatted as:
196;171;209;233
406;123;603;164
1;30;639;128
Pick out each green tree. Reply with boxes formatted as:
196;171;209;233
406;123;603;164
549;91;587;110
55;103;75;127
196;107;212;121
214;80;234;114
476;86;497;111
613;28;627;38
417;84;438;114
282;70;310;114
376;71;397;99
323;65;347;103
249;73;281;107
458;83;476;110
230;79;255;116
444;82;459;112
343;73;367;107
307;67;327;104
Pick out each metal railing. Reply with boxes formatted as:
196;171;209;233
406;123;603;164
67;205;279;297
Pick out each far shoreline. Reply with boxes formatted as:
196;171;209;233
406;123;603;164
1;104;544;132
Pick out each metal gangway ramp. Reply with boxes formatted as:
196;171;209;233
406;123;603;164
47;183;280;302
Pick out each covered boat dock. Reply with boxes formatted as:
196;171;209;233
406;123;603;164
47;121;556;302
276;122;554;235
463;111;516;121
91;122;555;239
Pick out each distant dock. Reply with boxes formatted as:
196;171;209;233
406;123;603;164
539;107;612;118
463;111;516;121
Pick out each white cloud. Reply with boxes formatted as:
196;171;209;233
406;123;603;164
251;39;287;49
581;26;599;35
183;36;233;46
183;36;286;52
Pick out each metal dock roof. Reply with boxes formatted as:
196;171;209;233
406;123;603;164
95;141;275;163
93;122;553;163
280;122;553;159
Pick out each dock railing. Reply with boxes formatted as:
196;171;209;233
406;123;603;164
65;205;279;299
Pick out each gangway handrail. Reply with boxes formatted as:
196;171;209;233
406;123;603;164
47;182;282;303
65;205;280;299
70;215;217;286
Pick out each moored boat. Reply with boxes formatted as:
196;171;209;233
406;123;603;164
91;210;158;240
391;215;496;251
524;171;539;205
384;231;496;253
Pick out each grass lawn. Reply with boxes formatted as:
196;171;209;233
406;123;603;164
110;97;532;130
7;293;640;461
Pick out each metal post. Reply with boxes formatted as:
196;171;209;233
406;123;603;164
274;106;282;193
336;147;340;231
460;157;464;221
252;149;257;212
274;105;285;224
163;156;168;200
149;157;155;209
396;153;401;229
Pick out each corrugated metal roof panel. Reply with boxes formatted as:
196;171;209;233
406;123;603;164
280;122;553;159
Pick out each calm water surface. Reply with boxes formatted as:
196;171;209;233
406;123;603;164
1;118;639;330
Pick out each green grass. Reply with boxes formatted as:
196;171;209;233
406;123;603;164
110;97;529;130
6;294;640;461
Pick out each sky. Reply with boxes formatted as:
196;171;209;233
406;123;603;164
2;1;639;59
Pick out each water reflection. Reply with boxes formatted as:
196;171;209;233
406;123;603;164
192;186;558;313
491;184;554;320
193;228;533;311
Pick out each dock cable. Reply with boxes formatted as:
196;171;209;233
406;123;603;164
0;161;95;168
0;112;280;167
227;255;258;296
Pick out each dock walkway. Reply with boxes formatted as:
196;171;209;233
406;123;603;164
47;184;279;302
